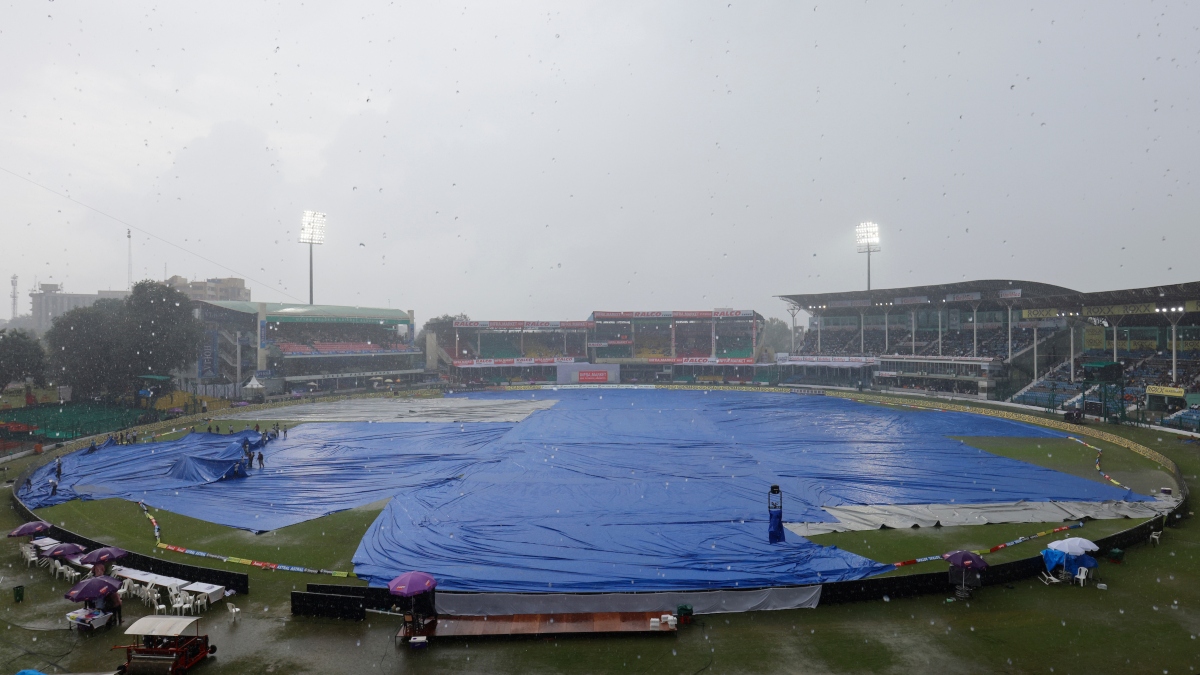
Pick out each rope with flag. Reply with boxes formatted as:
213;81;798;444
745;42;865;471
892;522;1083;567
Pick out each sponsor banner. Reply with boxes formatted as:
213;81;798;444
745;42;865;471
876;371;898;377
1082;303;1158;317
1015;320;1065;329
577;370;609;383
827;299;872;308
997;289;1023;299
281;368;422;382
893;295;929;305
452;320;524;329
259;320;268;349
198;331;219;378
1021;308;1060;319
646;357;677;364
945;292;981;302
453;357;577;367
1188;300;1200;313
453;320;595;329
255;370;274;379
593;310;755;320
777;355;876;364
1146;385;1187;398
678;357;755;365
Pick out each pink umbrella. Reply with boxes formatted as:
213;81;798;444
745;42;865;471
943;550;989;569
387;571;437;597
63;575;121;603
80;547;127;565
8;521;50;537
46;543;86;559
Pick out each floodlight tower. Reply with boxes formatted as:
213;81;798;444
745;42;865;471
855;222;881;290
299;210;327;305
9;275;17;320
126;229;133;291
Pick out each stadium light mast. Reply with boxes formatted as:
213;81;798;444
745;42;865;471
855;222;881;291
299;210;327;305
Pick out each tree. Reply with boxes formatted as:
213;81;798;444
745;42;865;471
758;318;793;357
0;329;47;387
46;299;128;397
45;282;202;398
121;281;204;389
416;313;470;355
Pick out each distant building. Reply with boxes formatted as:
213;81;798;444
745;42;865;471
166;276;251;302
29;283;130;334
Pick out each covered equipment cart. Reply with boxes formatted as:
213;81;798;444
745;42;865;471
112;616;216;675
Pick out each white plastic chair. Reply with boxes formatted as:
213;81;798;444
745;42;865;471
51;560;66;580
21;549;38;568
1039;571;1062;585
226;602;241;620
1149;531;1162;546
172;593;192;615
1074;567;1089;587
193;593;208;614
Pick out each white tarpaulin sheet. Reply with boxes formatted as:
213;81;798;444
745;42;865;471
219;397;557;423
435;585;822;616
785;497;1179;536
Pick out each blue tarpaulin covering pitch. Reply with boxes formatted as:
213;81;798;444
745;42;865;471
23;390;1148;593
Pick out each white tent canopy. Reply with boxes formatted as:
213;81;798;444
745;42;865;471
243;377;264;390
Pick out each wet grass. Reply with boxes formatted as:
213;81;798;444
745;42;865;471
0;398;1196;673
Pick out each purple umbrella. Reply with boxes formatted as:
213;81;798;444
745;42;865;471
80;547;127;565
943;550;989;569
8;521;50;538
387;571;437;597
63;575;121;603
45;543;86;559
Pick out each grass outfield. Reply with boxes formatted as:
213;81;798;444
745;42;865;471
0;400;1195;673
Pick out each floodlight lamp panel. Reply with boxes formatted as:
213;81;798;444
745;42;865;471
856;221;881;253
299;210;327;244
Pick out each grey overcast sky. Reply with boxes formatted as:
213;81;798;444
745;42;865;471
2;2;1197;324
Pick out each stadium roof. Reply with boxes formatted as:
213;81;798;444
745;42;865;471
779;280;1200;317
199;301;413;324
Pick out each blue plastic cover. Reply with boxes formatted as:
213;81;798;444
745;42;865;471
350;390;1146;592
1041;549;1098;576
23;390;1147;592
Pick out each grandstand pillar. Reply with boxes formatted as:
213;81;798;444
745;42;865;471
859;311;865;355
816;311;822;354
256;303;267;372
911;311;916;356
1069;325;1075;384
1033;326;1038;381
1170;316;1181;383
1007;305;1013;362
883;310;890;353
938;309;943;356
236;330;242;387
710;317;716;358
970;302;980;358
